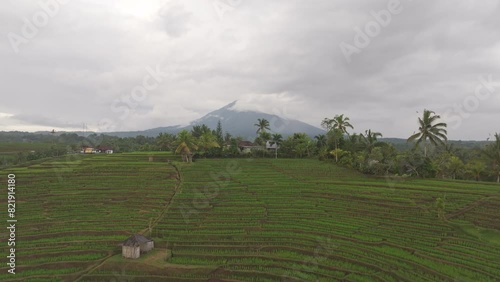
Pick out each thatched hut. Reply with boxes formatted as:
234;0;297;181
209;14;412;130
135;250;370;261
122;234;154;259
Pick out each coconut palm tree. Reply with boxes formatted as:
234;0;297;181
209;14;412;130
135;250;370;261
197;131;220;157
314;134;327;148
407;110;447;157
174;130;198;163
254;118;270;134
270;133;283;159
360;130;383;153
156;133;176;151
484;133;500;183
465;160;486;181
191;124;211;138
322;114;354;134
322;114;354;162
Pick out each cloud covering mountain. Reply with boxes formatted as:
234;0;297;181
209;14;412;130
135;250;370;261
1;0;499;140
107;100;324;138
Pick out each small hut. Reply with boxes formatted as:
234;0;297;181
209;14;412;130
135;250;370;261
122;234;154;259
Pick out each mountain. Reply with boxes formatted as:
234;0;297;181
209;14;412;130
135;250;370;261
105;101;325;138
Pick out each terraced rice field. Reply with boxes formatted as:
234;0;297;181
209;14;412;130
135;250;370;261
1;155;499;281
0;152;179;281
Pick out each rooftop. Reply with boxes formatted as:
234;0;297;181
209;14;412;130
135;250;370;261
122;234;152;247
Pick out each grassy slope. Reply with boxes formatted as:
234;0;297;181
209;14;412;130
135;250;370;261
153;159;500;282
1;156;499;281
0;142;54;163
0;152;178;281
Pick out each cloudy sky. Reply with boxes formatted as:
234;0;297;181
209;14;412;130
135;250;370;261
1;0;499;140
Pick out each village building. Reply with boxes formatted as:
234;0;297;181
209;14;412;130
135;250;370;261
265;140;279;150
80;146;114;154
97;146;114;154
237;141;262;154
80;146;95;154
122;234;154;259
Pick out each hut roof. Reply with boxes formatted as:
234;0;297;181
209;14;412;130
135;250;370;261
238;141;256;147
122;234;152;247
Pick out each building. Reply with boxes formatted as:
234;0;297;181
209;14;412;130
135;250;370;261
98;146;114;154
122;234;154;259
265;141;279;150
237;141;262;154
80;146;114;154
81;146;94;154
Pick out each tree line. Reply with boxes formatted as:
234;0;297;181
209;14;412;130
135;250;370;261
315;110;499;183
1;111;498;183
155;110;499;183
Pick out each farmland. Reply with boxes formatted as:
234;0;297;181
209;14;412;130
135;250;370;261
1;154;500;281
0;142;54;165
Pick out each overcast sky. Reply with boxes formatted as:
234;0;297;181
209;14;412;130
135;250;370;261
1;0;499;140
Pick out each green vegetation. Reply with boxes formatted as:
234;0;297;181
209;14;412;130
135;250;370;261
0;152;178;281
1;110;499;183
407;110;448;157
2;155;498;281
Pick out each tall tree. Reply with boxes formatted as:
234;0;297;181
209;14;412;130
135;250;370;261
174;130;198;163
215;120;224;146
465;160;486;182
156;133;176;151
314;134;327;148
360;130;383;153
191;124;211;138
270;133;283;159
322;114;354;162
484;133;500;183
224;132;232;146
198;131;220;157
407;110;447;157
254;118;270;134
332;114;354;136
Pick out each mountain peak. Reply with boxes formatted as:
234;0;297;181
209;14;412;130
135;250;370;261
222;100;238;110
106;101;324;138
186;101;324;139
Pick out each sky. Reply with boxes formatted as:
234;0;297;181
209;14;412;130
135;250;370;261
1;0;499;140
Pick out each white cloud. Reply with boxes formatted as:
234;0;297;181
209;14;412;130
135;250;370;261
1;0;499;139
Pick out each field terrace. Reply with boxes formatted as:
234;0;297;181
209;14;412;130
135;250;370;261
0;153;178;281
0;155;499;281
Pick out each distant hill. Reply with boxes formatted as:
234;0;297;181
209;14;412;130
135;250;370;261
104;101;325;139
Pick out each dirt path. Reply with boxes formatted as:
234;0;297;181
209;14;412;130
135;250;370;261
141;162;182;235
446;196;497;220
73;162;183;282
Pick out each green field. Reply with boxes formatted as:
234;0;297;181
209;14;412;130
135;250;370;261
1;153;499;281
0;142;54;163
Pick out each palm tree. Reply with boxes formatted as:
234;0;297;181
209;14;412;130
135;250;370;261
332;114;354;135
465;160;486;181
484;133;500;183
314;134;328;149
191;124;211;138
197;132;220;157
407;110;447;157
174;130;198;163
254;118;270;135
270;133;283;159
361;130;383;153
156;133;175;151
322;114;354;162
321;118;334;131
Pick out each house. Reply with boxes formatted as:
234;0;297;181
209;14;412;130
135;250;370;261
237;141;262;154
122;234;154;259
80;146;114;154
81;146;94;154
97;146;114;154
266;141;279;150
